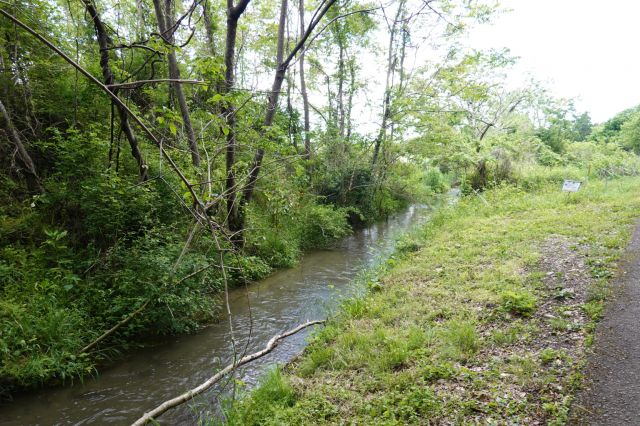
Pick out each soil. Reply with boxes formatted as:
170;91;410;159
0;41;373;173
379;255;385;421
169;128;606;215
569;222;640;425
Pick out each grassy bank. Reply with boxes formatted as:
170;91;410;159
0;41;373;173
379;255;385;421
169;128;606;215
222;177;640;425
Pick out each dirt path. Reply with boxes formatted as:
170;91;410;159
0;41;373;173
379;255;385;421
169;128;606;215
570;222;640;425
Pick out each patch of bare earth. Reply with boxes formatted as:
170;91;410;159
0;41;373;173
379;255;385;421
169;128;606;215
434;236;594;424
535;236;592;354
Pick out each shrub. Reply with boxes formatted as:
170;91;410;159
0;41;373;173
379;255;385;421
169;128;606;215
298;204;351;249
424;168;449;193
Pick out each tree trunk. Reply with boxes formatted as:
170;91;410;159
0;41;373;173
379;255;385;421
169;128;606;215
298;0;311;159
345;58;356;142
202;0;217;55
242;0;288;209
82;0;149;181
337;41;346;137
238;0;337;242
152;0;201;167
0;98;41;190
221;0;251;243
286;71;298;149
0;51;8;103
372;0;405;165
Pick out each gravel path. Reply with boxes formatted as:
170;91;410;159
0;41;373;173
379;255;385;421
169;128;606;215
570;222;640;425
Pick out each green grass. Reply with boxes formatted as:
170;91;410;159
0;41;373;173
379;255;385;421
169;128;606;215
220;177;640;425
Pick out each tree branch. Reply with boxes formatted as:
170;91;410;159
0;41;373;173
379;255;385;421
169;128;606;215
80;299;151;354
0;8;203;209
131;320;325;425
106;78;205;89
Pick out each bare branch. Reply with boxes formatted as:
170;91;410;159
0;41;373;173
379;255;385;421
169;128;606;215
80;299;150;354
131;320;325;425
107;78;205;89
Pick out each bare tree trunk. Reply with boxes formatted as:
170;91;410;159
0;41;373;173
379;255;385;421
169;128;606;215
152;0;201;167
337;41;346;137
221;0;251;243
372;0;405;165
298;0;311;159
131;320;324;425
82;0;149;181
0;98;41;189
345;58;356;142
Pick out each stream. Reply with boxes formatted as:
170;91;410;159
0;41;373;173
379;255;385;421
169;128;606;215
0;204;434;425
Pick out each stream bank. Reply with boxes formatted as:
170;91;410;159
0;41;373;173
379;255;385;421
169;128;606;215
0;204;433;425
223;178;640;425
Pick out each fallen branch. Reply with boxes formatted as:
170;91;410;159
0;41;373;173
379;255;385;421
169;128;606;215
80;299;150;354
131;319;325;426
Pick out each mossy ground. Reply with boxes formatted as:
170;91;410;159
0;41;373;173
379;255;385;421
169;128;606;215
221;177;640;425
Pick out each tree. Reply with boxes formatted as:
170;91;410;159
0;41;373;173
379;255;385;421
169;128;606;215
82;0;149;181
152;0;201;166
298;0;311;158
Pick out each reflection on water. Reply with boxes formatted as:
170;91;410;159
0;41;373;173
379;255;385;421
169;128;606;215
0;204;433;425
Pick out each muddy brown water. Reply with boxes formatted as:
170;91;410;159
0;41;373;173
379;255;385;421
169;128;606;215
1;204;433;425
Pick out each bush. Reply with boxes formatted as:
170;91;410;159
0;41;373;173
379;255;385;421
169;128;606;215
246;197;352;268
424;168;449;193
510;164;584;191
566;141;640;178
298;204;352;249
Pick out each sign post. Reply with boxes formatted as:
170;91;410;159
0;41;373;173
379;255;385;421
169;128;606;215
562;180;581;193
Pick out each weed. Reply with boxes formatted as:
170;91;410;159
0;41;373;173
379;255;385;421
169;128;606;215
540;348;565;365
442;321;480;359
500;290;537;316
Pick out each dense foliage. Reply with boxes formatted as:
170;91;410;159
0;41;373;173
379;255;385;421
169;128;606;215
1;0;639;398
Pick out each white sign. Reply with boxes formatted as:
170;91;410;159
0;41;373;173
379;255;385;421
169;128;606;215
562;180;581;192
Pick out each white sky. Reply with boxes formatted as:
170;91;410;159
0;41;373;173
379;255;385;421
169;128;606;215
465;0;640;123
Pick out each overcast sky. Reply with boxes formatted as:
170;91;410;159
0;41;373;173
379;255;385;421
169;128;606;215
465;0;640;123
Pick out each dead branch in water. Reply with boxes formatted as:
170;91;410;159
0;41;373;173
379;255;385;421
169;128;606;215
130;319;324;426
